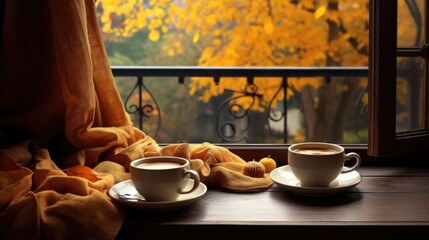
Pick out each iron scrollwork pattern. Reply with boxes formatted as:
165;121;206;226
266;77;288;143
216;79;262;143
124;76;161;138
112;66;369;143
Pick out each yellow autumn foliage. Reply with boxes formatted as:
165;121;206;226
97;0;415;112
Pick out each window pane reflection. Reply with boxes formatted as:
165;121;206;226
396;57;426;132
397;0;426;48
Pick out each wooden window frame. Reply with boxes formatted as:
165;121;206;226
369;0;429;157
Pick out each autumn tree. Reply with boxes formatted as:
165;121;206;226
97;0;417;143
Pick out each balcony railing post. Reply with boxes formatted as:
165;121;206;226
283;77;288;143
137;76;143;130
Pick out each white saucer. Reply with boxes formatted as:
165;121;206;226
108;179;207;211
270;165;362;197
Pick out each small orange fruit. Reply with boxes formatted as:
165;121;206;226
259;155;276;173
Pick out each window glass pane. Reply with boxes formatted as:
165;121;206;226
98;1;369;144
397;0;426;48
396;57;426;132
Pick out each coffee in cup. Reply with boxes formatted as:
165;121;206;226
288;142;361;187
130;156;200;201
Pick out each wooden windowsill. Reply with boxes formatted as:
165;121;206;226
116;165;429;239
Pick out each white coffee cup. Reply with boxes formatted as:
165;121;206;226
288;142;361;187
130;156;200;202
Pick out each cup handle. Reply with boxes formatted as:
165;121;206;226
341;152;361;173
179;169;201;194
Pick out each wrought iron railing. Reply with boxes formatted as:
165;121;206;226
111;66;369;143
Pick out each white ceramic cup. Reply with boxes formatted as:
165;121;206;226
288;142;361;187
130;156;200;202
